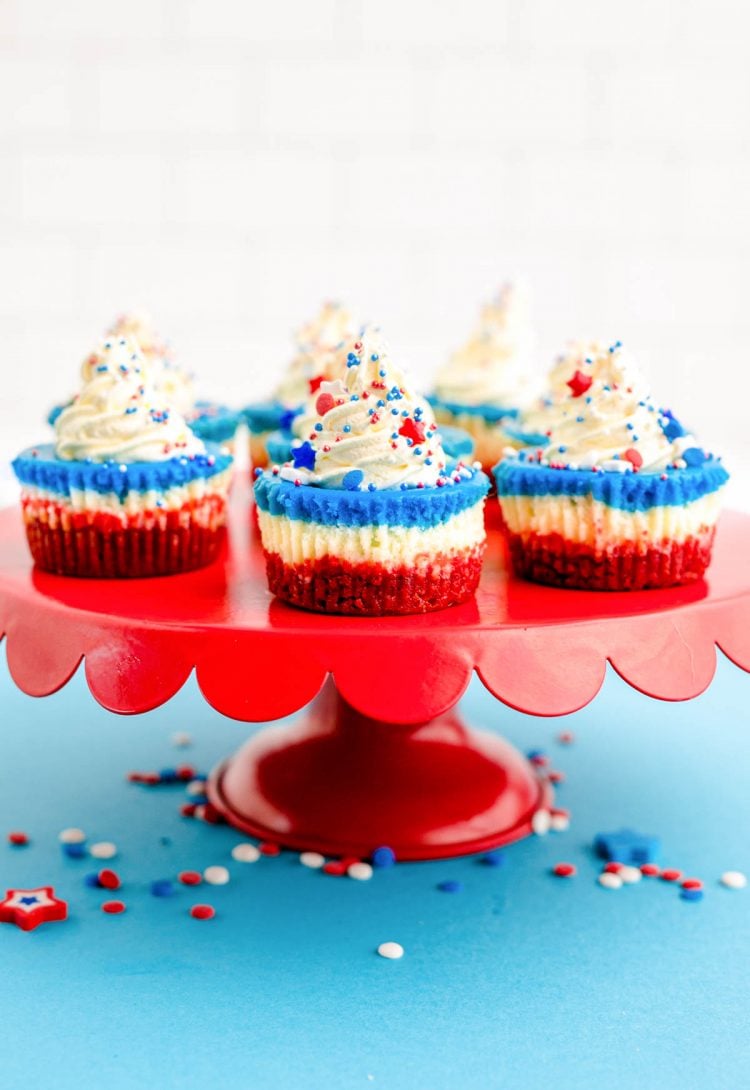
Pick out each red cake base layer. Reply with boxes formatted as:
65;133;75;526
506;529;716;590
21;497;227;577
265;548;485;615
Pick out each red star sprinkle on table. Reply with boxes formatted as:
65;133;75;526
0;886;68;931
566;369;593;398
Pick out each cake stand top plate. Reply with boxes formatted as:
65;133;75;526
1;496;749;723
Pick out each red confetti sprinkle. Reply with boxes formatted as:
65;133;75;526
323;861;348;876
553;863;577;878
623;448;643;470
640;864;661;877
98;869;121;890
200;803;224;825
661;868;682;883
604;862;623;874
177;765;196;781
548;770;565;784
7;831;29;846
682;877;703;890
101;900;126;914
259;842;281;856
190;904;215;920
316;393;335;416
180;803;197;817
308;376;324;394
179;870;202;886
566;369;593;398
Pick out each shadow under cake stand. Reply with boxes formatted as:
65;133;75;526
1;496;749;860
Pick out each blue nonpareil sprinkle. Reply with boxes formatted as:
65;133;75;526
150;879;176;898
437;880;464;893
480;851;506;867
680;888;704;903
371;846;396;868
84;872;102;888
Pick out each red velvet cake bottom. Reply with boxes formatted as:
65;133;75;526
264;548;485;615
21;498;228;577
506;529;716;590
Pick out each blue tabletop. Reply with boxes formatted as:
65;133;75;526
0;649;748;1089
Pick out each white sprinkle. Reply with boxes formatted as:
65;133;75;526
90;841;117;859
203;865;230;885
171;731;192;748
187;780;208;797
721;870;747;890
598;872;623;890
348;862;373;881
550;813;570;832
231;843;260;864
619;865;642;884
531;809;551;836
377;941;404;960
58;827;86;844
300;851;325;869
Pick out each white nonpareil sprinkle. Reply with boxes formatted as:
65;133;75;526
721;870;747;890
171;731;192;747
619;865;642;884
187;780;208;797
598;872;623;890
348;862;373;881
550;813;570;832
90;841;117;859
299;851;325;869
531;809;551;836
377;941;404;960
231;843;260;864
59;827;86;844
203;865;230;885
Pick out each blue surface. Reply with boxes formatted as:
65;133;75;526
0;650;748;1089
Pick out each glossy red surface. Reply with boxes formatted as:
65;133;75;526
1;495;750;722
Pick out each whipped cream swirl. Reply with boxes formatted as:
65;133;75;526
55;336;206;463
273;301;358;408
109;310;196;417
434;283;536;408
280;326;452;490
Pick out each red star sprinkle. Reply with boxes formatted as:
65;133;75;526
308;376;324;394
316;392;335;416
566;369;593;398
0;886;68;931
623;448;643;470
398;418;427;445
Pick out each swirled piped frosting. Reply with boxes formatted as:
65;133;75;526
526;341;698;473
517;339;605;436
273;301;359;408
55;336;206;463
108;310;196;417
279;326;466;490
434;283;536;408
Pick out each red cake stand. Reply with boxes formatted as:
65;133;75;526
1;495;750;860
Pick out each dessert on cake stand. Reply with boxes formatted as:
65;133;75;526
1;494;749;860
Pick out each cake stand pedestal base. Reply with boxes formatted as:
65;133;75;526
207;679;552;860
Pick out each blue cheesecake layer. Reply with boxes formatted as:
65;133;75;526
503;423;550;447
244;400;302;434
429;394;521;425
265;430;294;465
12;443;233;500
255;469;490;529
188;402;241;444
493;456;728;512
439;425;475;460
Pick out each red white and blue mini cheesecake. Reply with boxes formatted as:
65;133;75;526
254;326;490;615
14;335;233;578
493;342;729;590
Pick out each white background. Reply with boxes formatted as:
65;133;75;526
1;0;748;504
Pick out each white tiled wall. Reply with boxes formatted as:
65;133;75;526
1;0;749;504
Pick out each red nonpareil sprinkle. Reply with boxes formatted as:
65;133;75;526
7;831;29;846
190;904;215;920
553;862;577;878
259;842;281;856
661;868;682;883
177;765;196;781
640;864;661;877
604;862;623;874
98;869;121;890
179;870;202;886
548;770;565;784
681;877;703;890
557;731;575;745
101;900;126;914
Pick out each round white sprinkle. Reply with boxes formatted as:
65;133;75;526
231;843;260;864
348;862;373;881
377;941;404;960
721;870;747;890
598;872;623;890
531;809;551;836
619;865;642;884
171;731;192;748
299;851;325;869
187;780;208;797
203;865;230;885
58;827;86;844
89;841;117;859
550;814;570;832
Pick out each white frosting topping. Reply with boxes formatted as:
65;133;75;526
279;326;458;490
526;342;696;472
434;283;536;408
55;336;206;463
108;311;195;416
518;339;606;436
273;302;358;408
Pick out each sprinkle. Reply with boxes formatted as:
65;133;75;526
377;941;404;960
552;862;576;878
437;880;464;893
347;862;373;881
531;810;551;836
566;370;593;398
316;392;334;415
640;863;661;877
259;842;281;857
550;809;570;832
323;860;348;876
623;448;643;470
84;872;101;888
150;879;175;897
300;851;325;869
681;877;703;890
343;469;364;491
190;904;215;920
371;845;396;868
171;732;192;748
7;831;29;847
232;843;260;863
598;872;623;890
480;850;505;867
179;870;202;886
604;861;623;874
63;843;86;858
98;868;121;890
90;841;117;860
619;865;642;884
720;871;747;889
203;865;230;885
593;829;660;865
660;868;682;883
291;441;316;471
557;731;575;745
680;888;704;903
101;900;126;914
187;779;208;797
